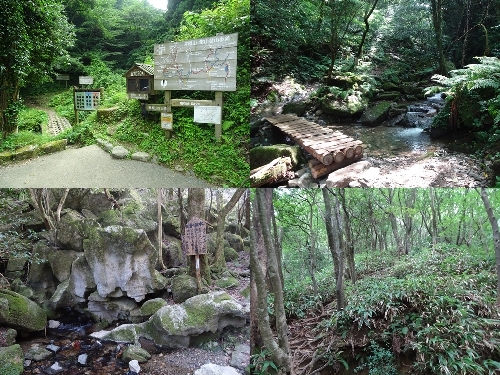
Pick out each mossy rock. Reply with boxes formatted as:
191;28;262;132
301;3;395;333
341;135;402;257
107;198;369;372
171;274;199;303
0;345;23;375
323;73;364;89
141;298;167;317
250;144;304;170
375;91;400;101
224;247;239;262
0;290;47;332
240;285;250;299
122;345;151;363
215;277;239;289
39;139;67;154
12;145;38;161
360;101;393;127
0;151;14;164
282;101;309;116
321;94;368;118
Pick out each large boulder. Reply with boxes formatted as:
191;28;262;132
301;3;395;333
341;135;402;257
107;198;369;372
224;233;244;253
67;255;96;303
161;235;184;268
0;344;24;375
142;291;247;348
83;225;158;302
56;209;96;251
98;209;157;234
92;292;248;349
360;101;392;126
321;93;368;118
87;292;139;322
47;249;80;283
0;290;47;332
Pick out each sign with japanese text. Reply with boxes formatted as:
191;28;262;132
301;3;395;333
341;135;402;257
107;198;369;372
182;217;207;256
79;76;94;85
194;106;221;124
154;33;238;92
74;91;101;111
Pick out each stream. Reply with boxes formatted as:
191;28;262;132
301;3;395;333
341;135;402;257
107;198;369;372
251;90;491;187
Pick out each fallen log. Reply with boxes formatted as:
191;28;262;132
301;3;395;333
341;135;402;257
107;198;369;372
250;156;295;187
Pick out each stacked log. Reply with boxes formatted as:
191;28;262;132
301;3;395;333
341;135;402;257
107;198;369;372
250;157;295;187
265;114;364;179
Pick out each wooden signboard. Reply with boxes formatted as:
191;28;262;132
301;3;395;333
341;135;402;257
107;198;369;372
153;33;238;92
182;217;207;255
194;106;222;124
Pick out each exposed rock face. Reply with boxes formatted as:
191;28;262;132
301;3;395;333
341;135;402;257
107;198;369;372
0;290;47;332
0;344;24;375
322;94;368;118
56;210;93;251
67;255;96;303
91;292;248;349
83;225;158;302
87;293;139;322
224;233;244;253
230;344;250;371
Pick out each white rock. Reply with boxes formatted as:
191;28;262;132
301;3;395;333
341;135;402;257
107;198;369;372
48;320;60;329
129;359;141;373
194;363;241;375
77;353;88;365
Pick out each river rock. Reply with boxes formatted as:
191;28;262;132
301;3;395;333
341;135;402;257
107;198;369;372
0;344;24;375
321;93;368;118
25;345;53;361
325;161;372;187
143;291;247;348
83;225;158;302
360;101;392;126
194;364;241;375
129;359;141;373
171;274;199;303
122;345;151;363
0;290;47;332
91;323;142;344
77;353;88;366
230;343;250;370
3;328;17;346
45;361;64;374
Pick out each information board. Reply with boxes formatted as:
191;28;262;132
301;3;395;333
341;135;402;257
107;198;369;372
182;217;207;255
161;113;173;130
154;33;238;92
79;76;94;85
194;106;222;124
74;91;101;111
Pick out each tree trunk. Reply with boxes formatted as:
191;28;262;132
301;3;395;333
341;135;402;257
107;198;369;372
431;0;447;74
477;188;500;307
339;188;355;284
322;189;345;310
355;0;379;64
213;188;246;272
187;189;211;284
251;189;292;373
157;188;166;270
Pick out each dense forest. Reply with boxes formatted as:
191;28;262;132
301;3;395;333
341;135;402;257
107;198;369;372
250;188;500;374
250;0;500;187
0;0;250;186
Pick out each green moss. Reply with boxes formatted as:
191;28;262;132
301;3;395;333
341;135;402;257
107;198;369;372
240;285;250;299
213;292;232;303
224;247;239;262
141;298;167;316
215;277;239;289
0;345;24;375
249;144;304;170
0;290;47;331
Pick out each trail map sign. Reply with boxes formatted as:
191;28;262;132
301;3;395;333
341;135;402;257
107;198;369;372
153;33;238;91
74;90;101;111
182;217;207;256
79;76;94;85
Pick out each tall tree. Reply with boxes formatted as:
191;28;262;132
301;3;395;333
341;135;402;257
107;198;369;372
250;189;292;373
213;188;247;272
0;0;74;137
355;0;379;64
477;188;500;307
187;189;211;284
430;0;447;74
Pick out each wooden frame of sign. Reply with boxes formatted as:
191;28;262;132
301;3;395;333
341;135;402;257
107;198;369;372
152;33;237;141
182;217;207;292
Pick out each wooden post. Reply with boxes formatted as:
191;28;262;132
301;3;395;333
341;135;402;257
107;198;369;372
214;91;223;141
164;90;172;139
195;254;202;293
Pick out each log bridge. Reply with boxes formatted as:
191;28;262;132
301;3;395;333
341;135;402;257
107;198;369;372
265;114;364;179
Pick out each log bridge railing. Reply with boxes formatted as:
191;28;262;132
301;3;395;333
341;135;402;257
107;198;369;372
265;114;364;179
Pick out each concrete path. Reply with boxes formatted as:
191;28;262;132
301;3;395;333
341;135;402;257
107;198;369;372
0;145;212;187
46;110;72;136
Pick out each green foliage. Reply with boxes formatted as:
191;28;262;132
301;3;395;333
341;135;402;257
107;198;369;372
355;341;399;375
17;107;48;133
249;349;279;375
334;246;500;375
0;132;53;153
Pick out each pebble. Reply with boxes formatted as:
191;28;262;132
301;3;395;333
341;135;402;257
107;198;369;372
44;362;64;374
48;320;61;329
78;353;88;366
46;344;60;353
129;359;141;373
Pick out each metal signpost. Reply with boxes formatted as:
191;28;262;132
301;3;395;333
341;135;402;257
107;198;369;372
182;217;207;293
152;33;238;140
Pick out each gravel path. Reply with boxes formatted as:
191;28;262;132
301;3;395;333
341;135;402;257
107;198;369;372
0;144;212;187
